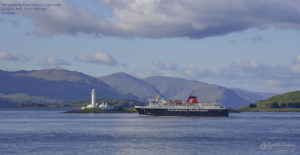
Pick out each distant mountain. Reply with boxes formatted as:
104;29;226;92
231;88;277;103
12;69;99;84
144;76;249;108
0;69;275;108
99;72;162;101
0;69;138;107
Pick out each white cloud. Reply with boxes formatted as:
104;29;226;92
291;55;300;73
153;60;178;70
179;65;219;78
266;80;280;86
291;64;300;73
38;57;71;68
4;0;300;38
152;55;300;89
230;61;259;72
76;52;118;66
0;52;18;61
293;55;300;64
120;63;128;68
1;0;101;36
132;69;161;79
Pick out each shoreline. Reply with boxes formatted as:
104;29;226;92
1;107;299;112
64;109;137;113
238;108;300;112
64;108;137;113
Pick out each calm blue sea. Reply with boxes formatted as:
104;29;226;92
0;108;299;155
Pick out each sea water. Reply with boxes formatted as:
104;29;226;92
0;108;299;155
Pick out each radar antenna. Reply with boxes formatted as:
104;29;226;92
190;90;194;96
189;90;197;97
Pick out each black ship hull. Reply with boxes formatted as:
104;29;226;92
136;108;229;117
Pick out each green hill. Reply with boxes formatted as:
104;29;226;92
69;98;146;109
0;93;63;107
12;98;146;108
240;91;300;111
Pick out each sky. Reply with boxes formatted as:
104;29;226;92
0;0;300;93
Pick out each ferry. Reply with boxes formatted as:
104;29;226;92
135;95;228;117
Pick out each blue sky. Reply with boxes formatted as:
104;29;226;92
1;0;300;93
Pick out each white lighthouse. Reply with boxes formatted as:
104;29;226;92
91;88;96;108
81;89;98;109
81;88;115;110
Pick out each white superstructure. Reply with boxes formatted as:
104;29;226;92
135;98;226;110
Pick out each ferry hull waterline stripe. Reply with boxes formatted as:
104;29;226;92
136;108;229;117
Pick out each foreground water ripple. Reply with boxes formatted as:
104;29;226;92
0;108;299;155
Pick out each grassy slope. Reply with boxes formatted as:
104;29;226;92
65;107;137;113
239;91;300;111
68;98;146;109
0;93;145;109
0;93;63;107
